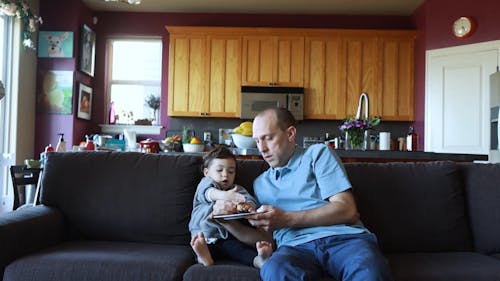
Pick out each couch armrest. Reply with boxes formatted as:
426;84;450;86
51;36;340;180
0;205;64;277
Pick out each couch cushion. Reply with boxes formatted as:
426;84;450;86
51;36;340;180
386;252;500;281
235;159;270;196
459;163;500;254
42;152;203;244
183;263;261;281
345;161;471;253
3;241;194;281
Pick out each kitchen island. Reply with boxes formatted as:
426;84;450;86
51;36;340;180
231;147;488;163
334;150;488;163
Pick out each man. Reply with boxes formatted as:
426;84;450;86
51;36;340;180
248;107;393;281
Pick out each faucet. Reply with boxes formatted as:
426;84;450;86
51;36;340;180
355;92;371;150
355;92;369;121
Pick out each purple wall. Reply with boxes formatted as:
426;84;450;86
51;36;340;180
92;12;414;137
425;0;500;50
411;0;500;150
36;0;96;154
38;0;500;154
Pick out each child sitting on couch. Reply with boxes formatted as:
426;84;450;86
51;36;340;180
188;146;272;268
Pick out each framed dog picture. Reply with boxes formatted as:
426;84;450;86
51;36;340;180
77;83;92;120
79;24;96;77
38;31;74;58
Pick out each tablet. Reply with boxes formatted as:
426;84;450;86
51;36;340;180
212;211;265;220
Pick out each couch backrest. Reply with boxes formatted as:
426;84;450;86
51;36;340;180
458;162;500;254
42;152;203;245
344;161;472;253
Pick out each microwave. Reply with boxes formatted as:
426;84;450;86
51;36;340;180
240;86;304;120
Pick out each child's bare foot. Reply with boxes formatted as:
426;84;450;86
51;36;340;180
190;232;214;266
253;241;273;268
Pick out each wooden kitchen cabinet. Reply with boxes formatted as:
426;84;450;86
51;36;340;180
343;33;380;119
304;35;347;119
206;34;242;117
168;33;207;117
304;31;379;120
377;33;415;121
304;30;415;121
167;27;241;117
242;35;304;87
167;26;415;121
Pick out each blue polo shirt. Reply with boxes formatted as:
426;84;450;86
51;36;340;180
253;144;367;247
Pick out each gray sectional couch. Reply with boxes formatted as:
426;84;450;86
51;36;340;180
1;151;499;281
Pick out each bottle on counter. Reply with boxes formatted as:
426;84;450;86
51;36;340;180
84;135;95;151
40;144;54;167
324;133;336;149
109;101;116;124
56;133;66;152
406;126;418;151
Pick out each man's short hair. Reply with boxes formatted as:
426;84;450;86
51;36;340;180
259;107;297;131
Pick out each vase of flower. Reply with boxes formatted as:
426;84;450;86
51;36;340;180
345;130;364;150
339;117;381;150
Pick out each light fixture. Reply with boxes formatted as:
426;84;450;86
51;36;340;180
104;0;141;5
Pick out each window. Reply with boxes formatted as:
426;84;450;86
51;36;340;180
0;14;14;207
107;38;162;125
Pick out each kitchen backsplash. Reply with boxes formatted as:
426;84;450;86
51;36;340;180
168;117;411;147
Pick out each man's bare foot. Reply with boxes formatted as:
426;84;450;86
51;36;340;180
190;232;214;266
253;241;273;268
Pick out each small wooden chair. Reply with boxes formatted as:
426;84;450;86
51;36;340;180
9;165;42;210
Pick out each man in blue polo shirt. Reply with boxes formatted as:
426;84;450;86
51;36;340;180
248;107;392;281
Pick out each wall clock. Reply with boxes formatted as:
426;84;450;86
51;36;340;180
452;16;476;39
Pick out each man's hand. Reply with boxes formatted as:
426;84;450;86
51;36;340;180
246;190;359;232
247;205;289;232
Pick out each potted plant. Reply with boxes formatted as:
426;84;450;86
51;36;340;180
145;94;160;125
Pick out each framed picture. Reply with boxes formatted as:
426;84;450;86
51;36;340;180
37;70;73;114
38;31;74;58
77;83;93;120
79;24;96;77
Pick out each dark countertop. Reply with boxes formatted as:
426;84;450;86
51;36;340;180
333;150;488;162
161;148;488;163
230;147;487;162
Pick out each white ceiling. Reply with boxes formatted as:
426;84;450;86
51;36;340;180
82;0;424;16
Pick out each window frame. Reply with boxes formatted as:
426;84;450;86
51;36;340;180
105;36;163;124
0;14;14;201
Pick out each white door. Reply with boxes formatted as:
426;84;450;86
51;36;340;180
426;42;500;155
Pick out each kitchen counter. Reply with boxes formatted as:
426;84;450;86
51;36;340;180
334;150;488;163
161;147;488;163
230;147;487;163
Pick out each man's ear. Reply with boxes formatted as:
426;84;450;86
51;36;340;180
287;126;296;142
203;167;209;176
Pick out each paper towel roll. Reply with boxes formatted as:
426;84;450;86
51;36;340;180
379;132;391;150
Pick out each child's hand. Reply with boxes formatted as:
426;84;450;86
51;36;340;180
222;187;246;202
211;200;237;216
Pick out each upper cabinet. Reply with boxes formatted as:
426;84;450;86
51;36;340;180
377;33;415;121
168;33;207;117
242;34;304;87
304;29;415;121
166;26;415;120
206;34;242;117
304;34;346;119
167;27;241;117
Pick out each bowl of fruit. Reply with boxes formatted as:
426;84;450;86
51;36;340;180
182;137;205;153
231;121;256;149
161;135;182;152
